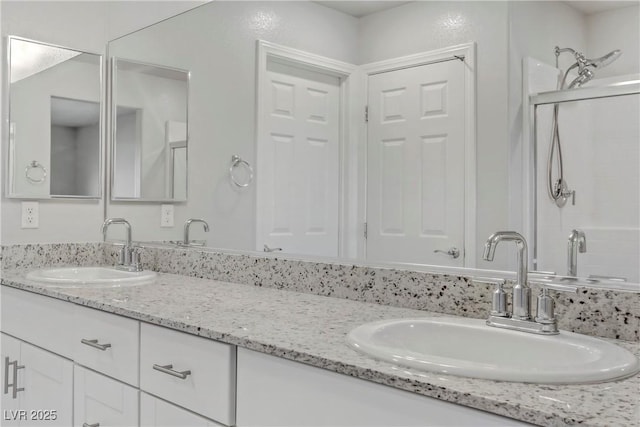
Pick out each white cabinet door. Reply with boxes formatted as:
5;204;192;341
237;348;529;427
366;59;466;266
20;341;73;426
1;334;73;427
140;392;222;427
1;333;22;427
74;366;138;427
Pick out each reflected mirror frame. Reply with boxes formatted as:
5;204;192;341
4;35;104;200
109;56;190;203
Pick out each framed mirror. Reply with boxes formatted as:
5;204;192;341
110;58;189;202
6;37;102;199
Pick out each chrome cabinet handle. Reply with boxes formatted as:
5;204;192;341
433;247;460;259
81;339;112;351
83;423;100;427
153;364;191;380
4;357;24;398
3;357;11;395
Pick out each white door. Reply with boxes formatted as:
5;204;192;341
20;342;73;426
1;335;73;427
74;366;138;427
257;60;341;257
366;59;466;265
140;392;222;427
1;334;22;427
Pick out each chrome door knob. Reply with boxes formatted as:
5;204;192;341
433;247;460;259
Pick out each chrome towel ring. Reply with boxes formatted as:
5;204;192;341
230;155;253;188
25;160;47;184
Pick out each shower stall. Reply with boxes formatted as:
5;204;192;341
526;56;640;284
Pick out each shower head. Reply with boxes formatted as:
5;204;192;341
586;49;622;69
555;46;622;89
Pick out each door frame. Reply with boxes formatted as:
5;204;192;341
359;42;477;266
255;40;357;256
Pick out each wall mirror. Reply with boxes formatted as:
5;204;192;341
105;1;639;287
110;58;189;201
6;37;102;199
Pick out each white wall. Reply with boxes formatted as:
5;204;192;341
587;5;640;78
0;0;206;244
106;1;359;249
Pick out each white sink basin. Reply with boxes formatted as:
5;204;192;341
26;267;157;288
347;317;640;384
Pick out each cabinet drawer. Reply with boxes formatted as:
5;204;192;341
1;286;74;359
140;392;224;426
140;323;236;426
74;365;139;427
72;305;139;386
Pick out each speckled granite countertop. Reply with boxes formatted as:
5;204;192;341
2;271;638;426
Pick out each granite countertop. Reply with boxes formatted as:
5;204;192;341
1;270;639;426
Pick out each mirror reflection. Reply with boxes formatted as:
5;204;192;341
7;37;102;199
105;1;639;284
111;58;189;201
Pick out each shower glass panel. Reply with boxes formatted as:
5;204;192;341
534;89;639;283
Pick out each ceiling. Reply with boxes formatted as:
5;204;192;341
566;0;639;15
315;0;638;18
315;1;411;18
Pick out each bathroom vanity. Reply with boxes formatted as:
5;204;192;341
1;267;638;427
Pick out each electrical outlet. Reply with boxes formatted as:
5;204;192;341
21;201;39;228
160;204;174;227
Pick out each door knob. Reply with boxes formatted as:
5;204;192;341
434;247;460;259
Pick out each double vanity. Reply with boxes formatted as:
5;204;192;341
1;242;639;426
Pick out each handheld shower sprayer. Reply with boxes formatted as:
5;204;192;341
555;46;622;89
547;46;622;207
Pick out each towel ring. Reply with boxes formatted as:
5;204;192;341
230;155;253;188
25;160;47;184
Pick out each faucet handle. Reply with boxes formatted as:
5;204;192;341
534;288;557;328
131;250;142;272
118;246;127;266
491;281;509;318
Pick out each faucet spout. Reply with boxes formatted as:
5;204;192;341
567;229;587;276
483;231;530;320
101;218;132;246
184;219;210;245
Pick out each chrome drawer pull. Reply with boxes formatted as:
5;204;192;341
81;339;112;351
83;423;100;427
152;364;191;379
3;357;10;395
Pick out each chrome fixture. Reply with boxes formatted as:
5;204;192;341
482;231;559;334
229;155;254;188
101;218;142;272
433;247;460;259
567;229;587;276
548;46;622;207
184;218;209;245
263;244;283;252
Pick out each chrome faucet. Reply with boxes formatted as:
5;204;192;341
183;219;209;245
567;229;586;276
101;218;141;272
483;231;530;319
482;231;558;335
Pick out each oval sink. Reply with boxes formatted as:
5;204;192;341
26;267;157;288
347;317;639;384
